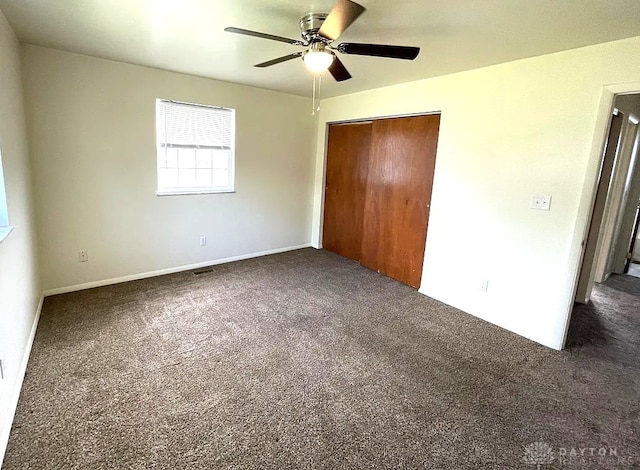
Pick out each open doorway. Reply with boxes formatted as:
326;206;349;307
626;201;640;278
567;92;640;348
575;92;640;301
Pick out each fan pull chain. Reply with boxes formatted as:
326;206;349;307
311;73;322;115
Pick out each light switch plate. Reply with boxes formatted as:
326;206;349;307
530;195;552;211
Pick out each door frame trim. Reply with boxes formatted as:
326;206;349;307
325;110;442;127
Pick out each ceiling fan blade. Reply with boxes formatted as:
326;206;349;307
255;52;304;68
318;0;366;41
337;43;420;60
225;27;304;45
328;57;352;82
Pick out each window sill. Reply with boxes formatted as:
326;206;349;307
0;225;14;245
156;190;236;196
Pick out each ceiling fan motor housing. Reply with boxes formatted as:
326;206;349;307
300;13;329;43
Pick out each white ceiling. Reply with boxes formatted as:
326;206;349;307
1;0;639;98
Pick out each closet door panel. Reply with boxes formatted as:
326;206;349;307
322;122;372;261
361;114;440;287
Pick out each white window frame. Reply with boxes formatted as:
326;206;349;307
155;99;236;196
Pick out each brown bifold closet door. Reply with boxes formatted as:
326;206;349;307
360;114;440;288
322;121;372;261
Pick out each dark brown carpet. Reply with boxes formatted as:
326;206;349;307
3;249;639;469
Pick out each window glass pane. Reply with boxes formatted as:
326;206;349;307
212;169;229;187
179;148;196;169
178;168;197;187
212;150;229;169
195;149;213;168
196;168;213;187
161;148;179;169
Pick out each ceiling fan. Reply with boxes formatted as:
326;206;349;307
224;0;420;82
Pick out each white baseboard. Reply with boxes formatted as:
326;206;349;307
0;295;44;465
43;244;312;297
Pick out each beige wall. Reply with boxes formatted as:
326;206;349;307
22;45;317;292
0;10;41;460
312;36;640;350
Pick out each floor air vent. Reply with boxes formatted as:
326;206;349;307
192;267;214;276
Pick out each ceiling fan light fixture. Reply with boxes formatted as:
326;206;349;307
303;43;335;72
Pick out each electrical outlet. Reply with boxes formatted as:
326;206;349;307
79;250;88;262
530;194;552;211
199;236;207;247
480;280;489;292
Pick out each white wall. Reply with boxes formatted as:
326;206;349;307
312;36;640;350
0;10;41;462
22;45;317;292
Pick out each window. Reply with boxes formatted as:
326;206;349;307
156;99;235;195
0;147;12;244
